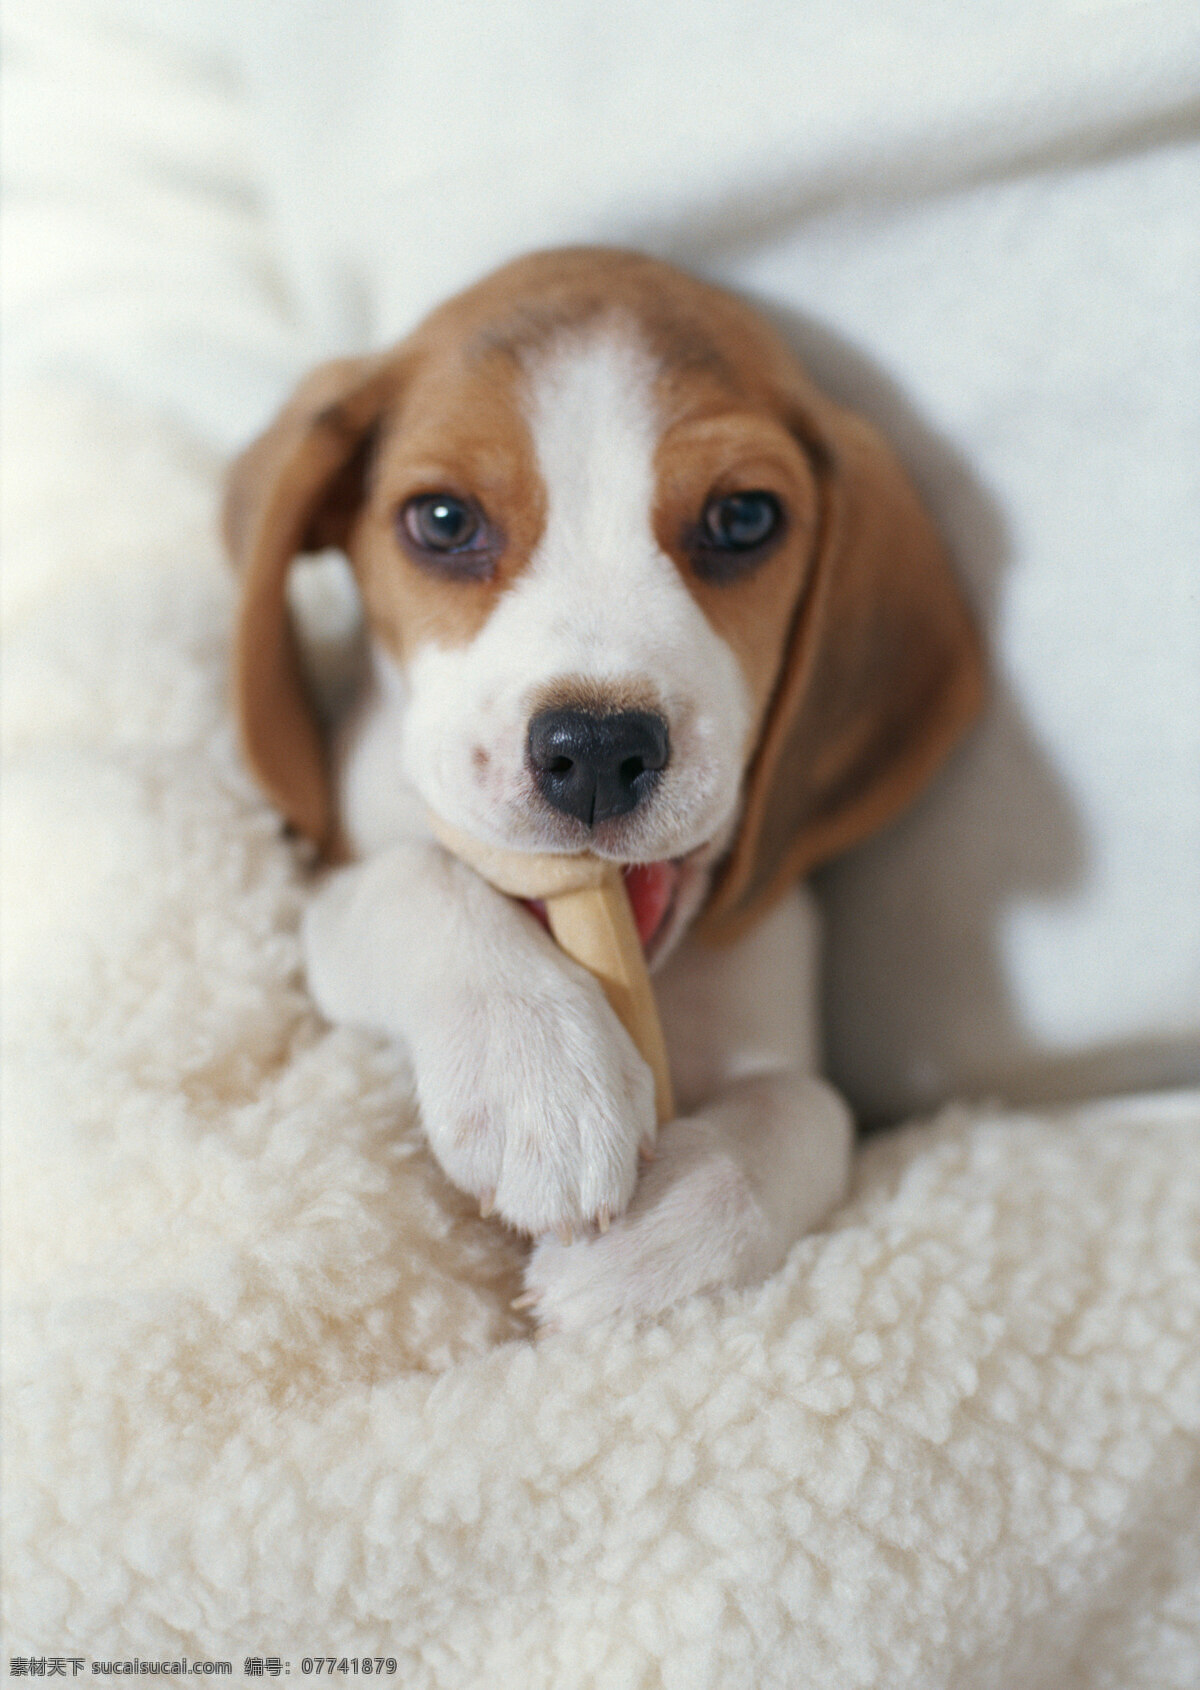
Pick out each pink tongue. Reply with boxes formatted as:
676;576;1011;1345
523;861;679;951
622;861;678;948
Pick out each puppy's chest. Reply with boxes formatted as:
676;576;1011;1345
334;656;430;855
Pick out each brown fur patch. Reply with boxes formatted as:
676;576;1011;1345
527;675;667;722
350;345;547;660
650;407;821;750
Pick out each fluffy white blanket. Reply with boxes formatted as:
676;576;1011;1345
3;387;1199;1685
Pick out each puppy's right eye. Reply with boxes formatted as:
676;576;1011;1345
404;494;478;550
397;493;497;578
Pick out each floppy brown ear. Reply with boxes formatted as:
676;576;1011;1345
699;385;985;945
223;354;399;853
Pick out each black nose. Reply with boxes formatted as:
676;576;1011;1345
527;708;670;827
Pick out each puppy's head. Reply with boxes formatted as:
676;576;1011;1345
225;248;983;949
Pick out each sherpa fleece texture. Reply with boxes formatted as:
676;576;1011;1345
2;387;1199;1685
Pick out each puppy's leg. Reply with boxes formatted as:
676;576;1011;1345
523;888;853;1329
304;844;655;1237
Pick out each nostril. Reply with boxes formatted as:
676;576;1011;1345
620;755;646;783
548;755;574;775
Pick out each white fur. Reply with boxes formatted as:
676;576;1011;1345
525;890;853;1327
304;842;654;1236
335;643;426;855
311;324;850;1316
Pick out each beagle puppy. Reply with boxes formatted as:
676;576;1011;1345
225;248;983;1330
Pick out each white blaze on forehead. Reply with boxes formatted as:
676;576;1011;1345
525;327;663;617
399;322;753;858
516;324;746;689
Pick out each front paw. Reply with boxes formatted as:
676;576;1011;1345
520;1116;762;1330
522;1075;855;1330
414;957;655;1238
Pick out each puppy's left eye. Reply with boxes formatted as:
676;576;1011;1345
688;490;784;583
701;491;781;551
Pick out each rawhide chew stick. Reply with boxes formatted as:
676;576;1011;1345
428;814;674;1126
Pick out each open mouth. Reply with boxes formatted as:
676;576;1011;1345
525;858;683;956
620;860;681;950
